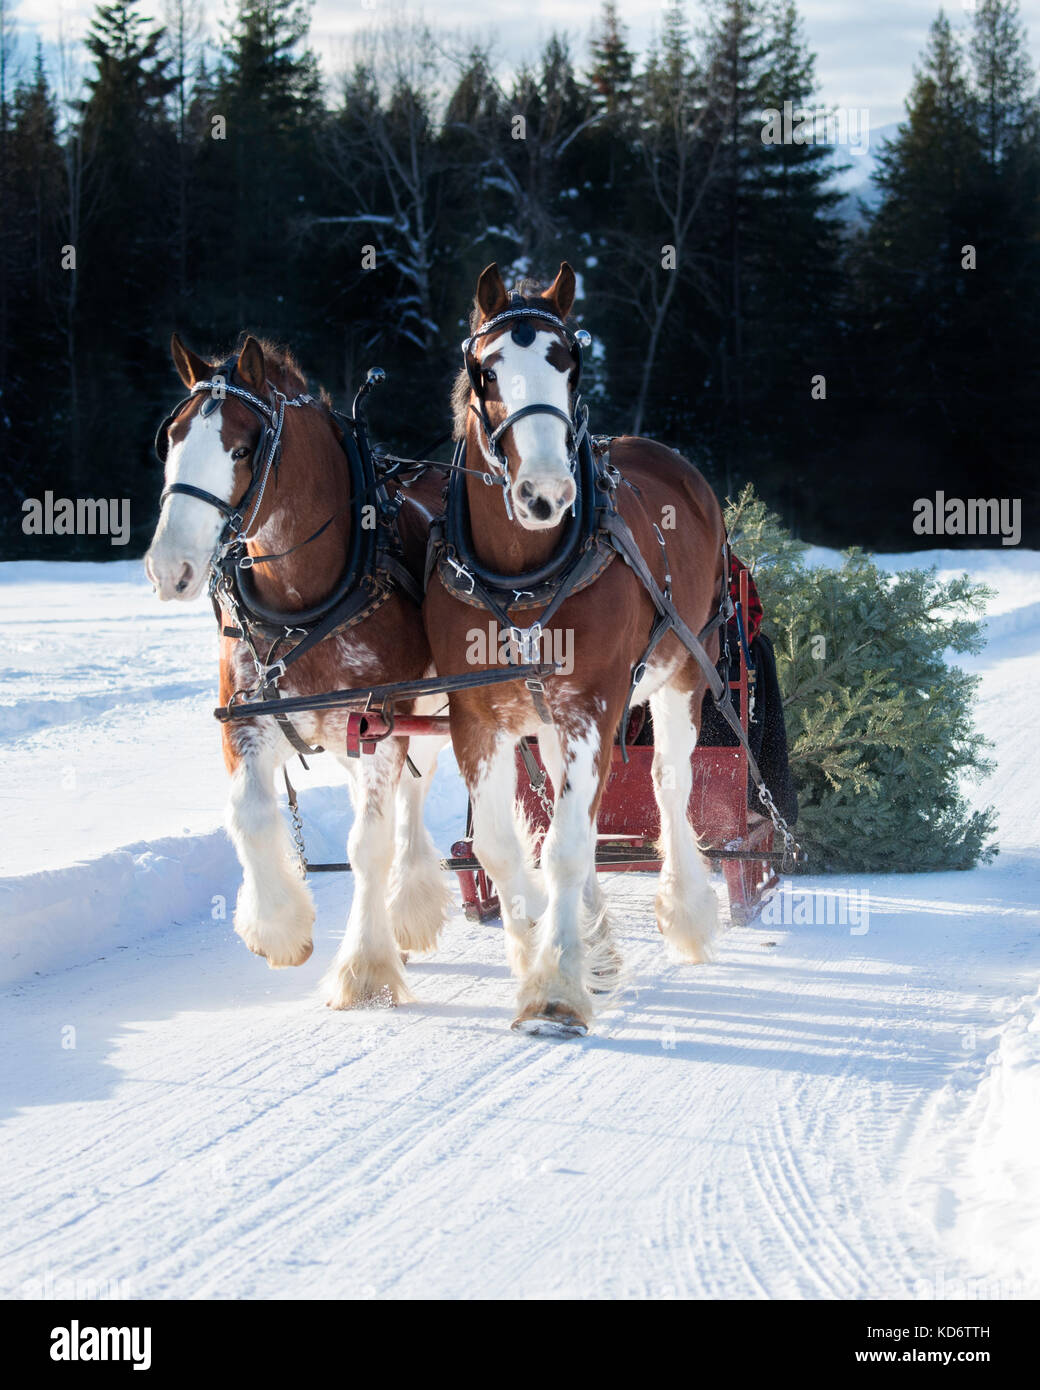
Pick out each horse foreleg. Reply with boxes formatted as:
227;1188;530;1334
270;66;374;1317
322;739;412;1008
649;683;719;962
227;740;316;969
539;723;621;993
513;718;605;1036
388;728;453;955
465;735;547;979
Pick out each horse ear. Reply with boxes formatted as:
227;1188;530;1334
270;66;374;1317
543;262;576;321
236;336;266;393
170;333;210;388
475;263;508;321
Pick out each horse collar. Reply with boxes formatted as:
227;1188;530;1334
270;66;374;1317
431;430;619;627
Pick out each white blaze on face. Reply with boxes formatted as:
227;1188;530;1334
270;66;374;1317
479;328;576;530
145;406;234;601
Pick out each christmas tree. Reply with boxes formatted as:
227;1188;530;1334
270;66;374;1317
727;486;997;873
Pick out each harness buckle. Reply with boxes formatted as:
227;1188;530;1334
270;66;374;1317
379;490;403;520
263;659;287;686
444;552;476;596
509;622;543;666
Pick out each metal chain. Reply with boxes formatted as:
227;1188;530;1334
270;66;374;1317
287;790;308;877
756;781;804;870
532;772;555;823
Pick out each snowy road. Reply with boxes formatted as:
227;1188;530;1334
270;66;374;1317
1;554;1038;1300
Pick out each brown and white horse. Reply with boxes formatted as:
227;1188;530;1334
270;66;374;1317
146;334;451;1006
424;264;727;1036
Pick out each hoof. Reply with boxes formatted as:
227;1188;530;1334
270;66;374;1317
235;890;316;970
244;936;313;969
511;1001;588;1038
325;983;398;1011
321;954;413;1010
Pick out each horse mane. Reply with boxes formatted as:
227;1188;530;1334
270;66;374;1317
451;274;565;440
228;335;332;408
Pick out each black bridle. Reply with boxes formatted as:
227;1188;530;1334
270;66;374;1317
151;361;421;729
154;356;316;555
462;298;591;518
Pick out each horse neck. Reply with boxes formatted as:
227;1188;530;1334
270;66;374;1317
463;414;562;575
243;408;352;609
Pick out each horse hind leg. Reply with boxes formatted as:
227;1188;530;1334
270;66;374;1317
648;683;719;963
227;737;316;969
583;868;623;993
322;740;413;1008
387;729;454;955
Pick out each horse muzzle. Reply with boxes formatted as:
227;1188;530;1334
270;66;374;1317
144;545;207;601
512;473;576;529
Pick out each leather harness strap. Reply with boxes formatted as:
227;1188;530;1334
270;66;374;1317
155;363;420;761
425;428;802;861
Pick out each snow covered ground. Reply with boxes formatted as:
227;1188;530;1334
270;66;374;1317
1;550;1037;1300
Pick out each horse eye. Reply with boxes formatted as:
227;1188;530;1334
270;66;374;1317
231;446;251;460
484;369;496;383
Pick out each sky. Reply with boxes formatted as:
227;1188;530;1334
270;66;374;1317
8;0;1040;128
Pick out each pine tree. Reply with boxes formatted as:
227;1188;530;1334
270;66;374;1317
588;0;634;115
503;35;591;269
441;48;512;302
0;0;17;447
965;0;1040;515
205;0;323;332
606;1;712;439
655;0;697;101
971;0;1034;164
745;0;843;526
726;485;997;872
78;2;178;339
0;42;67;525
849;5;1040;546
10;46;64;298
54;2;175;539
868;11;980;256
161;0;204;310
80;2;177;187
699;0;771;494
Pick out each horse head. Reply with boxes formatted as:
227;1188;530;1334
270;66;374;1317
145;334;270;601
462;262;584;531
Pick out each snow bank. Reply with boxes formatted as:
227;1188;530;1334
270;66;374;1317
0;783;360;987
0;830;235;987
954;986;1040;1293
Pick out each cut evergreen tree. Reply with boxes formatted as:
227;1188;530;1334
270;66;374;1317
726;485;997;873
